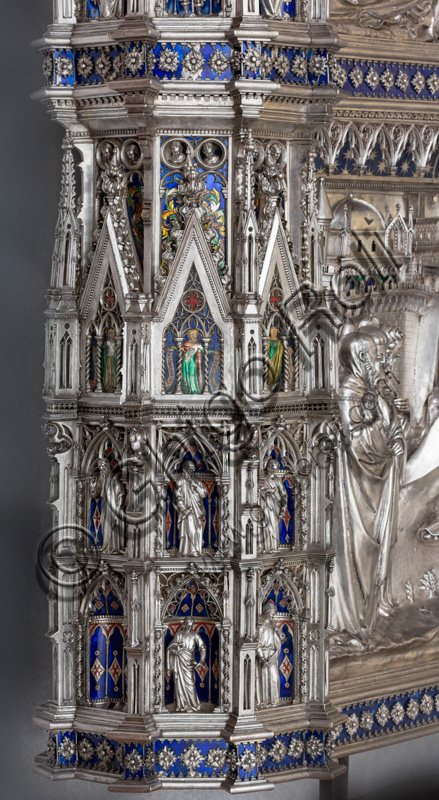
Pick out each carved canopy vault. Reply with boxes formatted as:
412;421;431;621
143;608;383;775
35;0;439;793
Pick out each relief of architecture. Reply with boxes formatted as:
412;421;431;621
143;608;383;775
34;0;439;792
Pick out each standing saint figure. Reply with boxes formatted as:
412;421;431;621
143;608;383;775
166;618;206;712
332;331;405;650
182;329;204;394
98;0;124;19
174;462;208;556
256;601;285;707
100;460;126;554
102;327;118;393
259;460;288;552
267;326;284;390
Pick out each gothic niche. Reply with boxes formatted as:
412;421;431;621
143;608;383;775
263;267;297;392
163;578;221;712
163;266;223;395
80;574;127;709
87;435;125;552
259;435;296;551
164;437;220;555
59;325;73;391
257;570;302;708
86;276;123;394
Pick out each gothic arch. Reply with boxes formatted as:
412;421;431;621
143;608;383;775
162;575;222;621
163;430;221;478
258;567;304;705
159;575;226;713
78;571;127;708
261;426;302;470
162;265;223;396
162;432;222;554
153;215;232;400
260;569;304;616
81;430;123;475
79;569;125;618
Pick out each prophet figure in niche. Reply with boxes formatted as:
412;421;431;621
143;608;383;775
182;329;204;394
332;331;405;650
102;327;118;393
100;459;126;554
256;601;285;707
267;326;284;389
259;460;288;552
166;618;206;712
175;462;208;556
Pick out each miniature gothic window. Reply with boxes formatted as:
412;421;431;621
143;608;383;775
87;276;123;394
163;266;223;395
263;267;296;392
164;580;220;711
63;231;71;286
86;578;126;707
59;331;73;389
313;333;325;390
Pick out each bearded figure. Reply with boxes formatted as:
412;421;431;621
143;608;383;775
332;331;405;649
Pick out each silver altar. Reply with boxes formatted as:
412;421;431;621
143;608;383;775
33;0;439;792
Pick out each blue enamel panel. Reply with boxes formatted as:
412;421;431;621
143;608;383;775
89;496;102;547
87;0;100;18
279;622;294;699
89;624;107;701
57;731;76;767
107;624;125;699
45;41;439;100
49;690;439;779
56;49;75;87
166;580;219;616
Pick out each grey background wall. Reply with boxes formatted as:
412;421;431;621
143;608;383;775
0;3;437;798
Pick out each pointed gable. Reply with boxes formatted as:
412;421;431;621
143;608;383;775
152;212;233;399
155;212;231;324
79;213;138;323
259;211;304;324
